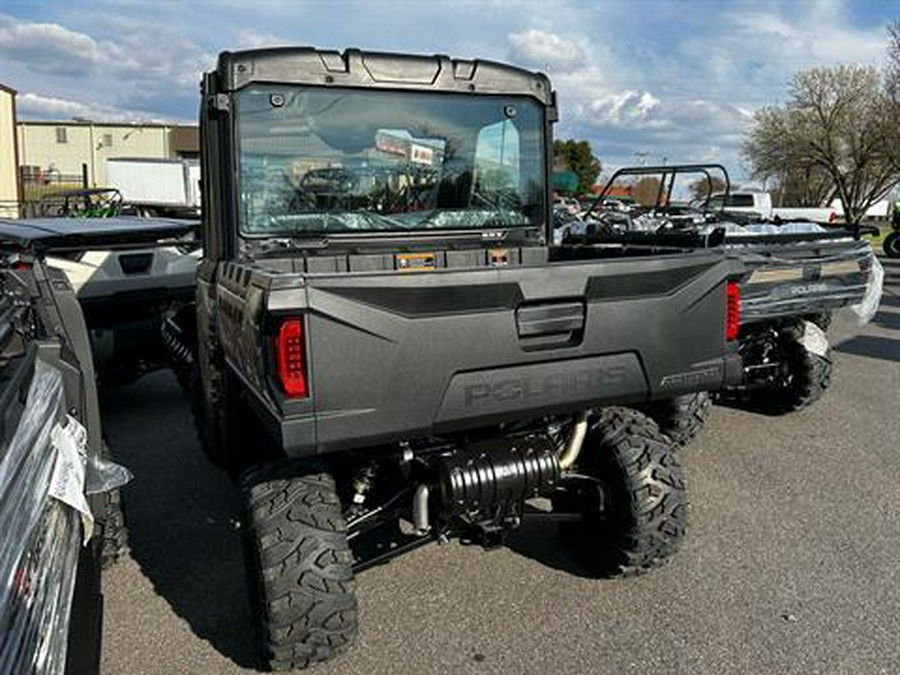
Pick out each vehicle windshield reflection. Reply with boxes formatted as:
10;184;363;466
236;86;545;235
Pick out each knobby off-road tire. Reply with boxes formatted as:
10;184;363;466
171;360;192;394
883;231;900;259
756;322;832;414
190;359;223;466
99;486;129;569
639;392;712;447
241;463;358;671
99;442;128;569
557;407;688;577
192;357;269;477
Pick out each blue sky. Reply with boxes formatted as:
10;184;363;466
0;0;896;177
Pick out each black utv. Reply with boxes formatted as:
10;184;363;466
0;245;128;674
192;47;745;670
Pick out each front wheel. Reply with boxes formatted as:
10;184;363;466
241;462;358;671
98;442;128;569
884;230;900;258
554;407;688;577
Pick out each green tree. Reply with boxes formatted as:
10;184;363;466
553;139;602;194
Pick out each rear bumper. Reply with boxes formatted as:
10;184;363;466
246;350;743;458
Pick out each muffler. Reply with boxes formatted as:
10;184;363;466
436;434;560;521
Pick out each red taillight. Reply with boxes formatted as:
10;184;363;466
276;319;308;398
726;281;740;341
828;210;837;225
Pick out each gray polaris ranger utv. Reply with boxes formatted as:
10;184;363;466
193;47;744;670
564;163;882;418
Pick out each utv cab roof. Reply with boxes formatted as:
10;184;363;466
213;47;556;111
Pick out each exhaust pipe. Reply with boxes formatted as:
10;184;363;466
412;484;430;535
558;412;589;470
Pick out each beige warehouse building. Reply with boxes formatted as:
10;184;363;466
17;120;199;188
0;84;20;219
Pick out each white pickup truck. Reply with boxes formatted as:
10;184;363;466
709;191;837;225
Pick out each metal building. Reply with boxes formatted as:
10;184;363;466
16;120;199;188
0;84;20;218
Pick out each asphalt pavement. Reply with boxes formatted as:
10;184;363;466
100;256;900;675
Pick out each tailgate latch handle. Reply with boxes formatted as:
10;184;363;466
515;300;585;350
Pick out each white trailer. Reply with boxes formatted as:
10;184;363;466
105;157;200;216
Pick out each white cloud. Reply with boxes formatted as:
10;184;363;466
584;91;663;128
723;6;886;89
17;92;166;122
235;29;293;49
0;15;102;75
733;12;796;39
0;1;893;176
507;29;586;73
0;13;213;109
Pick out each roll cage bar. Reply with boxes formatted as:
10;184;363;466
584;163;731;220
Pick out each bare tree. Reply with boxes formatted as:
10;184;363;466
887;20;900;102
743;65;900;223
886;20;900;179
689;176;727;201
742;106;834;207
631;177;663;207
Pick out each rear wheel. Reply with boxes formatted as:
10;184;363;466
241;462;358;671
750;321;832;414
555;407;688;577
883;231;900;258
807;312;832;332
191;360;265;476
638;392;711;447
190;359;225;467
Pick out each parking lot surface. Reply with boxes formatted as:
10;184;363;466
100;257;900;675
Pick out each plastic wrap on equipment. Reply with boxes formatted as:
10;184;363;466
831;254;885;342
0;359;130;675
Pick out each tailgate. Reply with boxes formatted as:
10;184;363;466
734;238;873;323
262;251;741;455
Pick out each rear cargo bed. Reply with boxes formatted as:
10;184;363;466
213;250;743;455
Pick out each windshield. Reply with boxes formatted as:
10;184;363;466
709;194;755;209
236;85;546;235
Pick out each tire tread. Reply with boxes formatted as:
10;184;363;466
241;462;357;671
562;407;688;578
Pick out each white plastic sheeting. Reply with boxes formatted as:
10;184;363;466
0;359;130;675
846;254;884;326
831;255;886;343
